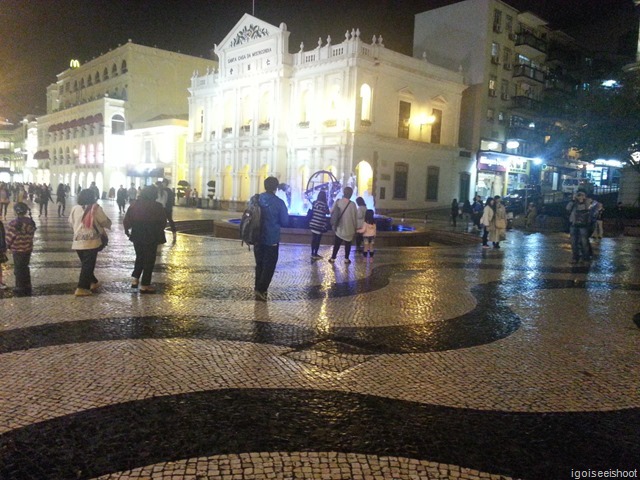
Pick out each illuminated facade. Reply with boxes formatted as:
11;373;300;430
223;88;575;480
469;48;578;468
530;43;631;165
0;117;37;184
187;14;473;212
414;0;551;198
35;42;215;194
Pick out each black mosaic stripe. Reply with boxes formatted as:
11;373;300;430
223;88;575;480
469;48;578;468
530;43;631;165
0;389;637;480
0;277;520;354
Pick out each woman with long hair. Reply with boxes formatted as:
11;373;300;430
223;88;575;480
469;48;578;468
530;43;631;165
308;190;329;260
68;189;112;296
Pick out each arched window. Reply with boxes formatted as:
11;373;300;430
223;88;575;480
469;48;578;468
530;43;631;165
87;75;92;86
111;114;125;135
111;64;118;76
103;67;109;80
80;78;85;89
95;72;100;84
79;145;86;164
121;60;128;73
73;80;78;92
97;142;104;164
88;144;95;164
360;83;372;123
259;91;270;129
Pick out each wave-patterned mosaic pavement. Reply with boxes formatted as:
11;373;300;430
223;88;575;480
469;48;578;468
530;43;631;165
0;202;639;480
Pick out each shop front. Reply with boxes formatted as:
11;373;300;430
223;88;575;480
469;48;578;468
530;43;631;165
476;151;532;200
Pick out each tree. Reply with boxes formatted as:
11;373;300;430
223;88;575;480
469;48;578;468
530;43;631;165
568;71;640;173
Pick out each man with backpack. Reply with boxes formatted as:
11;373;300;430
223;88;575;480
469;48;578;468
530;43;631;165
253;176;289;301
566;188;594;264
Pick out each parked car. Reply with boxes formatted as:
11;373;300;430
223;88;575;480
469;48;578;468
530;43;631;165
561;178;581;194
504;188;540;214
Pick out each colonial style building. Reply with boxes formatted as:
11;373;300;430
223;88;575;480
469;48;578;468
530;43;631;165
186;14;473;213
0;116;37;184
414;0;552;198
35;42;215;195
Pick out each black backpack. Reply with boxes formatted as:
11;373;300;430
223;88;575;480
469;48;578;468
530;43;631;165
240;194;262;249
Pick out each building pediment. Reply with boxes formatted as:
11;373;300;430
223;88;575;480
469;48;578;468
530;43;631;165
398;87;415;98
431;95;448;105
216;14;279;52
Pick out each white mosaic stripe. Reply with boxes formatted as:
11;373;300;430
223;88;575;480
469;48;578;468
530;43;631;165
92;451;517;480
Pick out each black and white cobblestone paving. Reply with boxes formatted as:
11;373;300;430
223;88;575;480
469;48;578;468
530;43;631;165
0;201;639;480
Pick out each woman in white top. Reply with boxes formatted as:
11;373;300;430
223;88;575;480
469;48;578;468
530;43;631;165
480;197;494;248
489;196;507;249
68;189;112;296
328;187;358;264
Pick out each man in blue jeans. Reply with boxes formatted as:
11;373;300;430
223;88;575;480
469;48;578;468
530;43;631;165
254;176;289;301
566;188;593;264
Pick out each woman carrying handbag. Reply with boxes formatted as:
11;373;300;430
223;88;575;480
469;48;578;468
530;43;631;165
68;189;112;296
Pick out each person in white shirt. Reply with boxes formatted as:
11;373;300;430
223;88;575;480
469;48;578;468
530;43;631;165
328;187;358;264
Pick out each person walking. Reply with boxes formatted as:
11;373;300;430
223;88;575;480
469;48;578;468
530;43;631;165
450;198;459;228
566;188;593;263
128;183;138;204
0;183;10;219
354;197;367;253
89;181;100;202
68;189;112;296
38;184;52;218
56;183;67;217
308;190;329;260
124;185;167;293
489;195;507;249
357;209;377;259
5;202;36;296
328;187;358;264
480;197;495;248
116;185;128;214
254;177;289;301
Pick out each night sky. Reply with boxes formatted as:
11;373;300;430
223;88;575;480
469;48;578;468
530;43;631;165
0;0;636;123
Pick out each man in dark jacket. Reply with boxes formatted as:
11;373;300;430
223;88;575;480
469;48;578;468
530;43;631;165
254;176;289;301
123;185;167;293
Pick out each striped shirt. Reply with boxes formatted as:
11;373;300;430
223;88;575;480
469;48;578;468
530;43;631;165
6;216;36;253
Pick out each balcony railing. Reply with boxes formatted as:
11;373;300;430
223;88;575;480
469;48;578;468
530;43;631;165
513;64;545;83
515;31;547;56
511;95;542;112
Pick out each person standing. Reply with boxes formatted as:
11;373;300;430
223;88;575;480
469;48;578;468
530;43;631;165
489;195;507;249
357;209;377;259
471;196;483;230
254;176;289;301
5;202;36;296
89;181;100;202
157;179;177;241
56;183;67;217
308;190;329;260
566;189;593;263
480;197;495;248
128;183;138;204
328;187;358;264
68;189;112;296
354;196;367;252
591;203;604;240
0;218;8;290
116;185;128;214
450;198;459;228
124;185;167;293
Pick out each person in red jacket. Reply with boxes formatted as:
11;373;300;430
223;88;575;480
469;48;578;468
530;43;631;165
123;185;167;293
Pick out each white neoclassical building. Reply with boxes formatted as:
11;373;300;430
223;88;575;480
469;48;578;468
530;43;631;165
186;14;475;213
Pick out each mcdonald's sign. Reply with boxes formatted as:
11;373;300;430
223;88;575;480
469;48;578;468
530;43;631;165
69;59;80;69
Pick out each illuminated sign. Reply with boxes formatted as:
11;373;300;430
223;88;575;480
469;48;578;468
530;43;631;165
70;59;81;69
594;158;623;168
227;47;272;64
478;152;531;174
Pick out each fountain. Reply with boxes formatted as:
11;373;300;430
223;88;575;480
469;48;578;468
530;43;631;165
217;170;428;247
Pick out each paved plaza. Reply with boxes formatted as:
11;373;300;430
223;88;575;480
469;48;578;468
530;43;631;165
0;200;639;480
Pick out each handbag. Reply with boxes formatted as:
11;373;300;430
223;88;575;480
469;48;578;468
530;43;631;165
94;224;108;251
83;205;108;251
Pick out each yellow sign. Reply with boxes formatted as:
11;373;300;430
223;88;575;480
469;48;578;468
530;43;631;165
70;59;80;69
